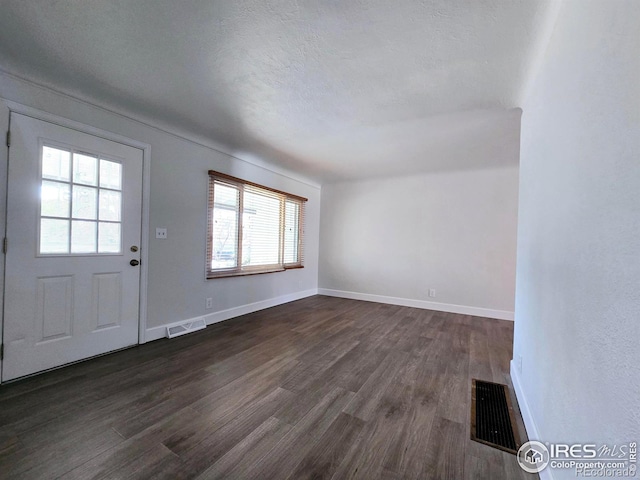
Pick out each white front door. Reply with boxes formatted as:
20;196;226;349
2;113;143;381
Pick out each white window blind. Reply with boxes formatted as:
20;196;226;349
207;171;306;278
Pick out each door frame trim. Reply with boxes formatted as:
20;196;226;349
1;101;151;359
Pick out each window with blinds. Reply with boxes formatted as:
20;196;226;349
206;171;306;279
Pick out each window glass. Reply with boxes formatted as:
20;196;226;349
73;153;98;186
41;181;70;218
99;190;121;221
42;146;71;181
98;222;121;253
71;220;97;253
211;183;239;269
283;201;300;264
100;160;122;189
242;191;280;267
72;185;98;220
40;218;70;254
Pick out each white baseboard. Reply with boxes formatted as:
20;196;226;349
511;360;555;480
144;288;318;342
317;288;514;321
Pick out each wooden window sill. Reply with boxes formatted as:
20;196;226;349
207;265;303;279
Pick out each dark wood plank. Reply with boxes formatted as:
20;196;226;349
424;416;467;480
157;388;295;478
194;416;292;480
286;412;365;480
331;356;417;480
61;406;203;480
342;349;408;421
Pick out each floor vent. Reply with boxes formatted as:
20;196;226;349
471;379;519;454
166;318;207;339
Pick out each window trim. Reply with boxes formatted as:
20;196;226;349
206;170;307;279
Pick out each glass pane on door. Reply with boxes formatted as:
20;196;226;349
98;222;121;253
100;160;122;189
71;221;97;253
41;181;70;218
73;153;98;186
72;185;98;219
99;190;121;221
42;146;71;181
40;218;70;254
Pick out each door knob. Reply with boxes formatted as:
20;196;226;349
130;259;140;266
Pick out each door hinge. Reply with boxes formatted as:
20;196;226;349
2;237;6;254
5;130;10;148
0;344;3;361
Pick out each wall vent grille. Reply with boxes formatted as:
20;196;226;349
471;379;520;454
166;318;206;339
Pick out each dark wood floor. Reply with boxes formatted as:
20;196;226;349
0;295;534;480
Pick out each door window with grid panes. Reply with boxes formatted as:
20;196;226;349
39;145;123;255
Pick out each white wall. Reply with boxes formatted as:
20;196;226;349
513;0;640;475
0;72;320;338
319;162;520;320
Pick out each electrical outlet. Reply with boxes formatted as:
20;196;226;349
428;289;436;298
206;298;213;309
155;228;167;239
517;355;523;375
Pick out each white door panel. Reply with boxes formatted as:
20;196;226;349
2;113;143;381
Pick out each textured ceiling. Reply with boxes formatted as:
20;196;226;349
0;0;553;182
